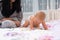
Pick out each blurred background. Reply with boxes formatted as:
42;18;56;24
21;0;60;21
0;0;60;21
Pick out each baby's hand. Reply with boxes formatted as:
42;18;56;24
42;21;48;30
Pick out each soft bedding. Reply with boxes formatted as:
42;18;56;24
0;29;60;40
46;19;60;30
0;20;60;40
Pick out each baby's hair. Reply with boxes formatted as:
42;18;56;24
35;11;46;19
35;11;46;16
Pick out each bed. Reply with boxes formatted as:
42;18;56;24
0;19;60;40
0;29;60;40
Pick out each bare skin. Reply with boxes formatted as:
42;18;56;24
23;11;48;30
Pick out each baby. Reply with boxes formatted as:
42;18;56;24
23;11;48;30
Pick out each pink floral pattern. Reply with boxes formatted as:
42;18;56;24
38;35;54;40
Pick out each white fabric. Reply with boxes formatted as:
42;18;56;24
0;29;59;40
45;19;60;30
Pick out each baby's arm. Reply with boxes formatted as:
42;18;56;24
23;20;29;27
42;21;48;30
30;18;34;30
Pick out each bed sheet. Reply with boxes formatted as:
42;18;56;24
0;28;60;40
46;19;60;30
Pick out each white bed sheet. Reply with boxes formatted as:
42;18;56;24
46;19;60;30
0;20;60;40
0;28;60;40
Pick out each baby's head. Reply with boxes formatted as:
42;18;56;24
35;11;46;20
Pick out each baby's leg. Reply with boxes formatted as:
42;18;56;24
23;20;29;27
